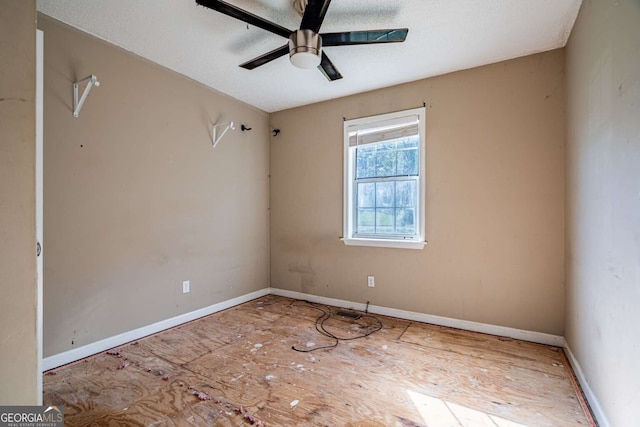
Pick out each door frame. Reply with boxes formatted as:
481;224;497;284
36;28;44;404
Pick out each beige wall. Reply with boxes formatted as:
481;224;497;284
39;16;270;357
565;1;640;425
271;50;566;335
0;1;39;404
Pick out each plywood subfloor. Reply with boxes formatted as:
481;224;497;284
44;296;592;426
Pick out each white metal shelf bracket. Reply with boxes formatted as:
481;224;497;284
212;121;235;148
73;75;100;117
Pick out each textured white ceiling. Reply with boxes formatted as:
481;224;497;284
37;0;582;113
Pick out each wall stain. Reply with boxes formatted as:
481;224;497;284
544;84;560;100
288;261;316;292
0;97;28;102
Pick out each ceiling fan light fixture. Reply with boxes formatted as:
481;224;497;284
289;29;321;69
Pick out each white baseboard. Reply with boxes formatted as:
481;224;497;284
42;288;270;371
269;288;565;347
563;342;610;427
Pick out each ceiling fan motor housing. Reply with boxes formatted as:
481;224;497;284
289;29;322;69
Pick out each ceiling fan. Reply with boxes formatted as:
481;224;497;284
196;0;409;81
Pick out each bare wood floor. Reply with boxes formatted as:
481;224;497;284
44;295;592;426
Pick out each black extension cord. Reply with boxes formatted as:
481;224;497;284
290;301;383;353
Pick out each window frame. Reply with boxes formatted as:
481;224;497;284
342;107;427;249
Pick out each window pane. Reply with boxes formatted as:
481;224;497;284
376;208;395;234
355;146;376;179
357;182;375;208
397;147;418;175
375;181;395;208
375;142;397;177
397;136;419;150
356;208;375;234
396;208;416;234
395;180;416;207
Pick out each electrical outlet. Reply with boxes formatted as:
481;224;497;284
367;276;375;288
182;280;190;294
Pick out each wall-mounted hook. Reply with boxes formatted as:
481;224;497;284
241;124;252;131
73;74;100;117
212;121;235;148
272;128;281;137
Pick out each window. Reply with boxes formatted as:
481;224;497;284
343;107;426;249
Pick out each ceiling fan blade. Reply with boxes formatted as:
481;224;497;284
240;44;289;70
196;0;292;38
300;0;332;33
321;29;409;46
317;52;343;81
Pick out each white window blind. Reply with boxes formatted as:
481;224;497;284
347;115;419;147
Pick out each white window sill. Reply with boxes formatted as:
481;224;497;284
341;238;427;250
